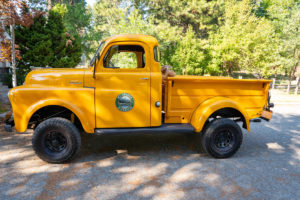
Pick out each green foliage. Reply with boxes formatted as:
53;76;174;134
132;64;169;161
19;0;300;80
92;0;213;74
52;1;92;55
110;52;138;69
267;0;300;78
134;0;225;39
254;0;272;17
15;14;52;82
46;11;82;67
210;0;278;77
91;0;299;78
171;27;212;75
3;70;24;87
15;10;82;84
63;2;91;36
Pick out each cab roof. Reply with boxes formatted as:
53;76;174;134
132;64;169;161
103;34;159;47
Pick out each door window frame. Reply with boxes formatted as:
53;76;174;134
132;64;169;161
154;46;160;62
97;41;150;73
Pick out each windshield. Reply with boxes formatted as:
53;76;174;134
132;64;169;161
89;41;105;67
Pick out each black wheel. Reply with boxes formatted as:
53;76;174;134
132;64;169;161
32;117;81;163
201;119;243;158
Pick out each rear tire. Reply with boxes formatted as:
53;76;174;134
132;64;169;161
32;117;81;163
201;119;242;158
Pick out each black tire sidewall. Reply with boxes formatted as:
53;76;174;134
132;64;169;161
202;119;243;158
32;118;81;163
39;126;73;160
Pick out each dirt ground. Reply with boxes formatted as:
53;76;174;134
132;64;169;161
0;103;299;200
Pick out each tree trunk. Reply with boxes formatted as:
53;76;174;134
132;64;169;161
286;70;292;94
295;77;299;95
10;22;17;88
47;0;52;11
228;66;232;76
287;79;291;94
272;78;275;89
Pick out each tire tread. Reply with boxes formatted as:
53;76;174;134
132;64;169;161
32;117;81;163
201;118;243;158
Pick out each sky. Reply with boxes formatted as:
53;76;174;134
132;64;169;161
86;0;97;7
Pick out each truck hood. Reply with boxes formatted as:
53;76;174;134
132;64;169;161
24;68;89;87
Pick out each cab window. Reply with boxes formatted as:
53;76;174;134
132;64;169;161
154;46;160;62
103;45;145;69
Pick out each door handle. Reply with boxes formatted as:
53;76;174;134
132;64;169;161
141;77;149;80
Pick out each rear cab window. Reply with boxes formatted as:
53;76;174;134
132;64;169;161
154;46;160;62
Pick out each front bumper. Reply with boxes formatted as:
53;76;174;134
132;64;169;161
4;112;14;132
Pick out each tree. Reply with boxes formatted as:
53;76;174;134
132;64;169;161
209;0;278;77
34;0;298;81
29;0;91;62
15;10;82;84
295;63;300;94
46;10;82;67
0;0;39;87
267;0;300;93
133;0;225;39
51;1;92;61
91;0;211;69
53;2;90;36
15;14;52;78
171;26;212;75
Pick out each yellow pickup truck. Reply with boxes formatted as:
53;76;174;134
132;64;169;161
5;34;273;163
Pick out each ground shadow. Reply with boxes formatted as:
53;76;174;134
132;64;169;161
0;105;299;199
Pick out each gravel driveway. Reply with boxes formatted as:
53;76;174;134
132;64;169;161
0;104;299;200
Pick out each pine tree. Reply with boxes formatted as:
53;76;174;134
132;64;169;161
15;14;53;82
45;11;82;68
15;10;82;83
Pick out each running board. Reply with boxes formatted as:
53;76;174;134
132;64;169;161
94;124;194;135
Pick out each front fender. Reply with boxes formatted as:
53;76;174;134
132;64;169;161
190;97;250;132
15;99;94;133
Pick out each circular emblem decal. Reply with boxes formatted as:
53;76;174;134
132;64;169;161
115;93;134;112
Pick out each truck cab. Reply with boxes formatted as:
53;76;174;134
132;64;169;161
6;34;273;163
86;35;163;128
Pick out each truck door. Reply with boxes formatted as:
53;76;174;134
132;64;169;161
94;42;151;128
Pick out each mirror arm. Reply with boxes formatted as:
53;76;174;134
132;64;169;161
93;62;96;78
93;53;101;79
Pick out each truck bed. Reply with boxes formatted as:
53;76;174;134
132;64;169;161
163;75;271;124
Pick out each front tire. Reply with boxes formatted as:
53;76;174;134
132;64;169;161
32;117;81;163
201;119;243;158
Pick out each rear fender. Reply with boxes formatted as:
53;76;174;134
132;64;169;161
190;97;250;132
